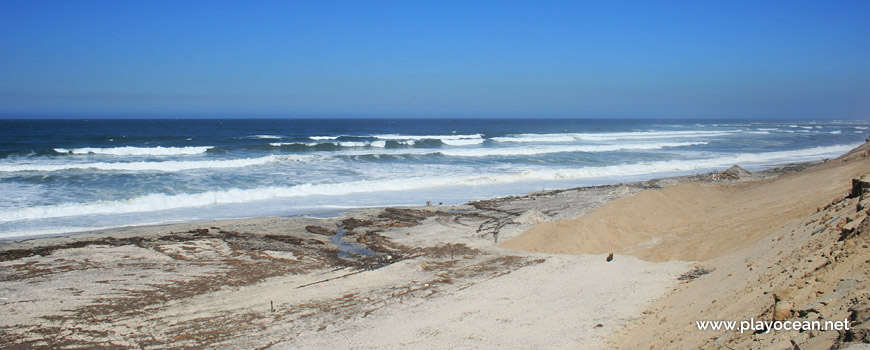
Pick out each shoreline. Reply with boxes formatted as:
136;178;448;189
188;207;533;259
0;159;819;246
1;147;866;349
5;136;858;243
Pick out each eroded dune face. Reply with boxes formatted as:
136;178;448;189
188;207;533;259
605;145;870;350
502;143;870;262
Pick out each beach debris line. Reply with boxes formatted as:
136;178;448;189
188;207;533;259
339;217;376;231
466;199;525;240
372;205;522;243
377;207;438;226
677;266;712;281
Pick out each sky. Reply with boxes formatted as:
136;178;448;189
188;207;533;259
1;0;869;119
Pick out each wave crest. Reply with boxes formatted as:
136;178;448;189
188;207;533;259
439;141;706;157
0;155;313;172
372;134;483;141
54;146;213;156
492;130;732;143
4;144;856;222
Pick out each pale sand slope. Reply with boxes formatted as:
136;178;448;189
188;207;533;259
607;176;870;349
244;254;686;349
501;143;870;262
503;142;870;349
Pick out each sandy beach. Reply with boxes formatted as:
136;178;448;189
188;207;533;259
3;1;869;348
1;142;868;349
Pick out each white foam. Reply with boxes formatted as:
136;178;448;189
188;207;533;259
328;141;706;158
54;146;213;156
442;139;486;146
251;135;282;139
0;155;312;172
4;143;857;223
326;141;701;158
0;177;464;222
830;130;842;134
477;144;859;184
272;141;338;147
747;131;770;134
373;134;483;141
491;130;732;143
271;141;387;148
310;136;342;140
490;134;578;143
438;141;706;157
338;141;369;147
566;130;734;141
855;127;868;130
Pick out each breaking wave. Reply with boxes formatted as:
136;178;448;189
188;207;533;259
3;143;855;222
438;141;707;157
491;130;733;143
0;155;312;172
53;146;213;156
372;134;484;141
441;139;486;146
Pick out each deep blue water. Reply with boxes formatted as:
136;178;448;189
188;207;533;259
0;118;867;239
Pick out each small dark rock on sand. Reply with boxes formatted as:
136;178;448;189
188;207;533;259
678;266;711;281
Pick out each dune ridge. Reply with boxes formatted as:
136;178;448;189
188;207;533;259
502;141;870;349
501;142;870;262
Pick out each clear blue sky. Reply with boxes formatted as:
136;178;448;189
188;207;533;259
1;0;868;119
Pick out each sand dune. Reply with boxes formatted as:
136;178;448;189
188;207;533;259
501;142;870;262
608;145;870;349
501;141;870;349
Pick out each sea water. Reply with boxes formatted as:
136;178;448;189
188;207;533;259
0;118;867;239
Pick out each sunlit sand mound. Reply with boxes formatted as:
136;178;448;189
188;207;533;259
607;143;870;349
501;142;870;262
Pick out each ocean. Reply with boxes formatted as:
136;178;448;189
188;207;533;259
1;118;867;240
